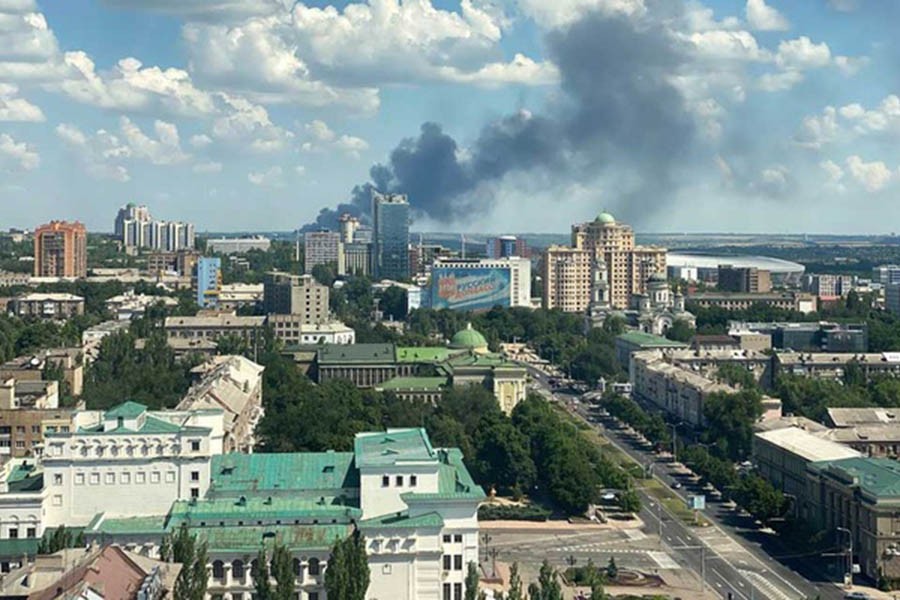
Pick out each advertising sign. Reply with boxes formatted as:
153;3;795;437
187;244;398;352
430;267;511;312
689;495;706;511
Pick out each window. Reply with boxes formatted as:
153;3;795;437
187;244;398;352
454;583;463;600
53;474;62;485
15;426;24;434
89;473;100;485
454;534;463;543
31;425;39;434
308;558;320;576
8;529;17;539
121;472;130;484
443;534;451;543
443;584;452;600
191;470;200;482
52;495;62;506
150;472;160;484
165;472;175;483
105;473;115;485
382;475;389;487
443;555;452;570
26;528;35;539
190;440;201;452
191;487;200;499
14;441;24;449
75;473;84;486
410;475;417;487
396;475;403;487
232;560;245;579
136;472;146;484
454;555;462;571
382;564;392;575
293;558;302;576
309;593;319;600
0;426;9;434
212;560;224;579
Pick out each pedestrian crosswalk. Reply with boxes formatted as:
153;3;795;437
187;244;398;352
738;569;797;600
648;551;680;570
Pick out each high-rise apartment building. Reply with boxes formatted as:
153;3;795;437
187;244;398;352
718;265;772;293
486;236;528;259
372;193;410;280
194;257;222;308
114;203;194;253
873;265;900;287
542;245;592;313
571;212;666;309
304;231;345;275
262;272;329;324
33;221;87;278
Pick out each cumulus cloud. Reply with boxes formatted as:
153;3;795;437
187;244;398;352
101;0;289;19
210;94;293;152
55;122;131;182
248;165;284;187
0;83;43;121
192;161;222;174
795;106;839;148
846;155;892;192
0;133;39;171
745;0;789;31
301;120;369;158
516;0;646;29
118;116;190;165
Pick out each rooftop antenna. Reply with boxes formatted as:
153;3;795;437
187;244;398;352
461;234;466;259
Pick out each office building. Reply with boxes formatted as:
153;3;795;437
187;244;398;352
542;245;592;312
268;317;356;345
115;204;194;253
147;249;200;277
164;315;265;343
262;272;329;324
206;236;271;254
13;293;84;320
687;291;817;314
486;236;527;259
344;242;371;276
338;212;360;244
804;274;854;298
428;257;531;311
727;321;867;353
372;193;410;280
217;283;264;312
194;257;222;308
571;212;667;309
304;230;345;274
33;221;87;278
667;265;699;282
0;349;84;398
873;265;900;287
0;379;80;458
717;265;772;293
773;351;900;382
888;283;900;315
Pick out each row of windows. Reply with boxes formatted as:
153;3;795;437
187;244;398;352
443;583;463;600
4;527;37;539
442;534;464;544
70;469;194;486
211;557;322;580
211;594;318;600
442;554;463;571
381;474;417;488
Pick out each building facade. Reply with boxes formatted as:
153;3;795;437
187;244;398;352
262;272;329;324
194;257;222;309
486;236;527;259
33;221;87;278
12;293;84;320
115;204;194;253
304;231;345;275
164;315;266;343
268;317;356;345
542;246;591;313
687;292;818;314
717;265;772;293
372;193;410;281
344;243;371;276
428;257;531;311
207;237;271;254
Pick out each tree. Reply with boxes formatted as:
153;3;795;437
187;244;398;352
617;489;641;513
465;561;481;600
270;542;295;600
252;547;272;600
665;319;695;343
507;562;523;600
531;560;562;600
324;529;370;600
160;524;208;600
605;557;618;581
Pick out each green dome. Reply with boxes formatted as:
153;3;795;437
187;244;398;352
648;272;667;283
450;323;488;351
595;211;616;224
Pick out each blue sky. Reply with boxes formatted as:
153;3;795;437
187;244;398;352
0;0;897;234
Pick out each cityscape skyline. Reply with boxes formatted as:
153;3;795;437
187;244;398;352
1;1;898;234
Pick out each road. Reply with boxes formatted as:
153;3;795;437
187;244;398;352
526;366;847;600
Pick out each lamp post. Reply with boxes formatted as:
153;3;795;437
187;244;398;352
836;526;853;588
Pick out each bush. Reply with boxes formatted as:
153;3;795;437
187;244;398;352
478;504;551;522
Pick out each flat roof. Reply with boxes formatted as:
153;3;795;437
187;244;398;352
317;343;396;365
616;331;688;348
376;377;448;392
777;352;900;365
209;452;358;495
666;252;804;274
164;316;266;328
354;429;435;468
395;347;455;363
811;457;900;499
827;407;900;427
755;427;861;462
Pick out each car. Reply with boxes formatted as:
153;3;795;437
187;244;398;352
672;482;683;489
844;592;871;600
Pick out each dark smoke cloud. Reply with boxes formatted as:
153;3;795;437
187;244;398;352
302;6;696;231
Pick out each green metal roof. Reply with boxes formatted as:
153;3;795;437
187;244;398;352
377;377;448;392
395;347;455;363
444;353;523;370
811;457;900;499
74;415;209;436
169;497;361;525
449;325;488;350
360;511;444;529
0;538;40;558
616;331;688;348
195;524;349;553
354;429;435;468
317;343;396;365
209;452;358;496
91;515;168;536
595;211;616;224
105;401;148;419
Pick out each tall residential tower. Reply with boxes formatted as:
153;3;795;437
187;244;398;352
34;221;87;278
372;193;410;280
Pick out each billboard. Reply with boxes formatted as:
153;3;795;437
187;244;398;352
430;267;512;312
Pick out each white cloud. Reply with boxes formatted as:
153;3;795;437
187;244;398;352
795;106;838;148
819;159;846;191
516;0;645;29
838;95;900;134
846;155;892;192
757;69;804;92
745;0;789;32
301;119;369;158
305;119;335;143
295;164;306;175
119;116;190;165
248;165;283;187
55;122;130;182
0;83;43;121
685;30;769;62
211;93;293;153
192;161;222;174
834;55;868;76
189;133;212;148
101;0;289;19
0;133;38;171
775;37;832;70
753;164;790;195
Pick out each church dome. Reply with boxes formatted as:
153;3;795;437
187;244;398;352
648;272;667;283
450;323;488;352
594;212;616;224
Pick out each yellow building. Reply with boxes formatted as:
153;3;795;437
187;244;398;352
541;245;592;313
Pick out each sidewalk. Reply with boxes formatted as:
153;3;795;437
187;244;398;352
479;517;645;532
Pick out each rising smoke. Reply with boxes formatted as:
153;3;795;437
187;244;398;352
302;5;696;232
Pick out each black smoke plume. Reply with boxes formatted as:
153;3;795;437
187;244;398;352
301;6;696;231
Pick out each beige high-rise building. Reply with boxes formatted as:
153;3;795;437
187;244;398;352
571;212;666;309
542;246;592;313
34;221;87;278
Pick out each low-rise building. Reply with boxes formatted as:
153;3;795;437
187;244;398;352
268;316;356;345
614;331;688;375
753;426;861;502
82;320;132;362
164;315;266;343
138;337;218;358
105;291;177;320
12;293;84;320
178;356;264;454
690;335;741;352
0;349;83;398
827;407;900;428
774;351;900;382
217;283;263;312
0;379;80;458
687;291;817;314
206;236;271;254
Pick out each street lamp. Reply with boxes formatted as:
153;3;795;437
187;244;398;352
836;526;853;588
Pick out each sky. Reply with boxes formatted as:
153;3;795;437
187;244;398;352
0;0;898;234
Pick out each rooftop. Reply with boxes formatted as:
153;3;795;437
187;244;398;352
196;523;350;553
395;347;455;363
616;331;688;348
376;377;448;392
354;429;436;469
755;426;862;462
164;315;266;328
811;457;900;500
16;293;84;302
776;352;900;365
317;343;396;365
827;407;900;428
168;496;361;525
209;452;358;496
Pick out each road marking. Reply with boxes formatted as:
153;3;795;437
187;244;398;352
624;529;646;541
711;568;749;600
738;569;796;600
648;551;680;570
